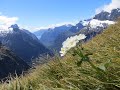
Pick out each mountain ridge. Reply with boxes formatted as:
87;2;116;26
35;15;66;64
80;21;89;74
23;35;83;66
1;15;120;90
0;24;53;63
39;24;73;48
94;8;120;20
34;8;120;53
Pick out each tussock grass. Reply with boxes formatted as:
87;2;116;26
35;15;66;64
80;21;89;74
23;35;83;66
0;21;120;90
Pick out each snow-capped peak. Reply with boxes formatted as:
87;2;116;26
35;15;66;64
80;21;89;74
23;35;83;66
88;19;115;28
0;24;38;41
80;19;115;29
94;8;120;21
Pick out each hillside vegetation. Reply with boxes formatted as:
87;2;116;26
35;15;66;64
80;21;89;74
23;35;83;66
0;21;120;90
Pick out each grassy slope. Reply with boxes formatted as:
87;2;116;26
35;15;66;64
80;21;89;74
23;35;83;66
0;21;120;90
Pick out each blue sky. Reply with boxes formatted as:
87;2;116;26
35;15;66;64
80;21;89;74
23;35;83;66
0;0;112;31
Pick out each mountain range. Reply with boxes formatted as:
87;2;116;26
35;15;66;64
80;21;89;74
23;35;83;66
94;8;120;21
0;24;53;63
34;8;120;52
0;8;120;80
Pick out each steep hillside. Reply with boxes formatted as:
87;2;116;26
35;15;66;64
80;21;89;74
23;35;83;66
1;19;120;90
0;45;30;80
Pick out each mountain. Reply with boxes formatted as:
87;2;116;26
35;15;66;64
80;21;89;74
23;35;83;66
69;21;84;33
69;18;115;34
39;24;73;48
34;8;120;53
34;29;48;39
0;45;30;80
53;19;115;52
2;19;120;90
0;24;53;63
94;8;120;21
52;30;75;52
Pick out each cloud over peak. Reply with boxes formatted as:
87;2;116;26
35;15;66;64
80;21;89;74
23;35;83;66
0;15;18;31
96;0;120;14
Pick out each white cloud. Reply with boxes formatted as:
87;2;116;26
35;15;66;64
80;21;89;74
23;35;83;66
0;15;18;31
96;0;120;14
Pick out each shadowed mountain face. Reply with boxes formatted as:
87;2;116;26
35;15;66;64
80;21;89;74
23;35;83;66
0;45;30;79
40;25;73;48
0;24;53;63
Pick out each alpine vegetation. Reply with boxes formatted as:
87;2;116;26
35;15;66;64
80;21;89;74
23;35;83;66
60;32;110;77
59;34;86;56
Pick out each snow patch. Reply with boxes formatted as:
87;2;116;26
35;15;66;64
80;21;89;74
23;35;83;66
81;19;115;29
